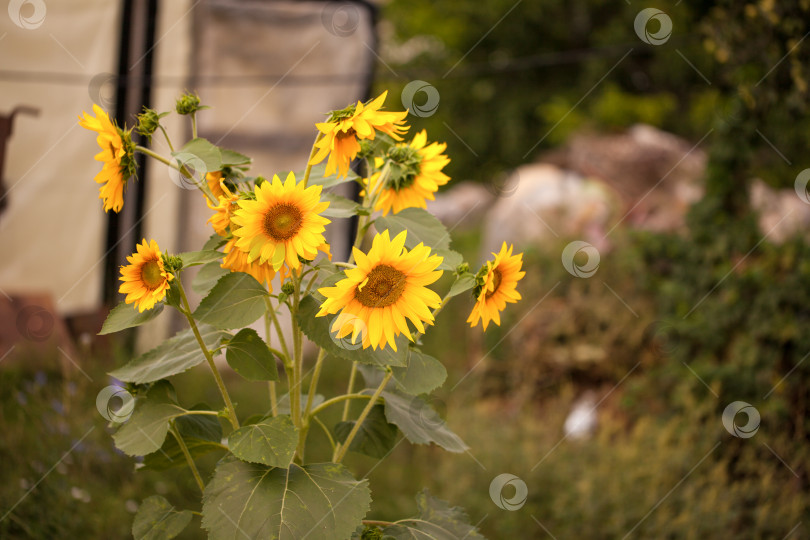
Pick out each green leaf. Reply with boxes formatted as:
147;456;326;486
375;207;451;251
225;328;279;381
193;272;269;329
448;273;476;298
201;457;371;540
296;295;409;367
132;495;193;540
334;405;398;459
178;249;223;267
382;490;486;540
202;232;228;251
379;390;468;453
99;302;164;335
220;148;251;167
109;325;226;384
435;249;464;272
142;437;223;471
321;192;361;218
112;395;187;456
192;261;229;296
174;137;222;172
391;349;447;395
176;404;222;441
298;163;359;189
228;415;298;467
276;393;324;416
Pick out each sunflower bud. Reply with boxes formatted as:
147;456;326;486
135;107;167;142
281;282;295;296
161;254;183;274
176;92;203;115
456;262;470;275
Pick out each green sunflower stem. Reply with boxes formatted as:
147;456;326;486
191;112;198;139
135;145;175;169
334;370;393;464
301;132;324;188
158;125;175;152
175;277;239;431
264;309;278;417
170;423;204;493
291;272;304;455
341;363;358;422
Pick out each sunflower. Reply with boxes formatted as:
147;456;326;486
119;239;173;312
467;243;525;330
78;104;137;213
207;183;240;236
317;230;443;351
370;130;450;216
206;171;225;200
310;91;409;178
221;238;278;287
230;173;330;271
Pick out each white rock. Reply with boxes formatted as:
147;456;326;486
750;179;810;243
425;181;495;230
481;164;620;255
563;392;598;440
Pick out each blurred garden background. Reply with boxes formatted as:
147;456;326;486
1;0;809;538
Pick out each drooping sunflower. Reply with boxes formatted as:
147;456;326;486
310;91;409;178
119;239;173;312
78;104;137;213
207;182;240;236
467;243;525;330
221;238;278;287
230;173;330;271
206;171;225;200
317;230;443;351
370;130;450;216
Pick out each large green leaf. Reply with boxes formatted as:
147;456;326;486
320;192;361;218
99;302;164;335
296;295;409;367
434;249;463;272
382;490;486;540
179;249;223;267
132;495;193;540
276;393;324;415
109;325;226;384
176;404;222;441
202;457;371;540
112;396;187;457
391;349;447;396
297;163;359;189
334;404;398;459
227;415;298;467
142;437;223;471
374;207;451;251
225;328;279;381
379;390;468;453
193;272;269;329
192;261;229;296
448;273;476;298
220;148;251;167
174;138;222;172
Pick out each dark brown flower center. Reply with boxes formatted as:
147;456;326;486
263;203;303;241
141;260;164;290
336;127;356;141
355;264;407;308
486;268;502;299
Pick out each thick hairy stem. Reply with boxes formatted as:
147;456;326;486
334;371;393;463
176;278;239;430
170;423;204;492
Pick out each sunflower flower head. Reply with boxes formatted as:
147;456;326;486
206;171;225;200
119;239;174;312
317;230;443;351
467;243;525;330
371;130;450;216
207;182;240;236
310;91;409;178
230;172;330;272
78;104;137;213
221;238;279;288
